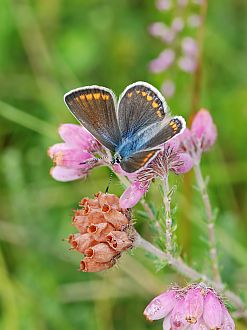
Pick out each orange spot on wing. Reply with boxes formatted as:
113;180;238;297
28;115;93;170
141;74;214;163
86;94;93;101
136;90;140;94
141;152;155;165
156;110;162;118
172;123;178;130
142;91;147;97
128;92;133;98
152;101;159;108
78;95;85;101
102;94;110;100
93;93;100;100
147;95;153;101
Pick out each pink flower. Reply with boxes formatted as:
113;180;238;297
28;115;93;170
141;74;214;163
48;124;107;182
119;181;149;209
182;37;198;57
156;0;171;11
178;56;197;73
171;17;184;33
222;306;235;329
144;284;235;330
161;80;175;98
191;109;217;151
149;49;175;73
144;290;177;321
184;288;204;324
203;291;223;328
170;298;187;329
178;109;217;164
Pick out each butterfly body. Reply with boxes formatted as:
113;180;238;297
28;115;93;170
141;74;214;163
64;82;185;173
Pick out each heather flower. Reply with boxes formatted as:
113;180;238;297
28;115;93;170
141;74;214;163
182;37;198;57
144;284;235;330
161;80;175;98
178;56;197;73
203;291;223;329
184;287;204;324
178;109;217;163
156;0;171;11
149;49;175;73
222;306;235;329
149;0;204;97
69;192;134;272
119;137;193;208
48;124;109;182
119;181;149;209
144;290;177;321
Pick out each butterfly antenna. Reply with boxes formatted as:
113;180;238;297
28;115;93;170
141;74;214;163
105;170;113;194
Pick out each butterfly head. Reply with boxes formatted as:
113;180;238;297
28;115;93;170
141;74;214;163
112;153;122;165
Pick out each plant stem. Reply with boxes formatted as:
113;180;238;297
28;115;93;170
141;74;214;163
193;162;222;284
134;232;247;321
163;175;173;253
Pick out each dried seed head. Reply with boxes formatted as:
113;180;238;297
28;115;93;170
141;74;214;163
67;192;134;272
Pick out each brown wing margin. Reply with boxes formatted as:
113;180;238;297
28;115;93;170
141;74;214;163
64;86;121;151
120;149;160;173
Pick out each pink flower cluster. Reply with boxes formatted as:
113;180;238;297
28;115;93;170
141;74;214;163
178;109;217;164
48;124;108;182
149;0;204;97
144;284;235;329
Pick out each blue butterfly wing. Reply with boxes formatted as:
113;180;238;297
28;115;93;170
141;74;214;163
117;82;168;139
64;86;121;151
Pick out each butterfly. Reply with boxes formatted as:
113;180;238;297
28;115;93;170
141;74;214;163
64;81;185;173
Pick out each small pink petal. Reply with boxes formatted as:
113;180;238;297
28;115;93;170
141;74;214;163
144;290;177;321
184;288;204;324
156;0;171;11
50;166;87;182
191;109;217;150
178;56;197;73
222;306;235;330
176;128;194;152
170;298;187;329
161;80;175;98
119;181;148;208
59;124;97;150
182;37;198;57
171;152;193;174
52;149;93;169
172;17;184;32
163;314;172;330
164;136;180;151
48;143;70;158
203;291;223;329
191;318;208;329
149;49;175;73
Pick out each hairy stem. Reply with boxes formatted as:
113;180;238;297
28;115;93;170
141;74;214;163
163;175;173;253
134;232;247;321
193;163;222;284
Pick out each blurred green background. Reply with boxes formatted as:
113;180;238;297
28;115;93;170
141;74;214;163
1;0;247;329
